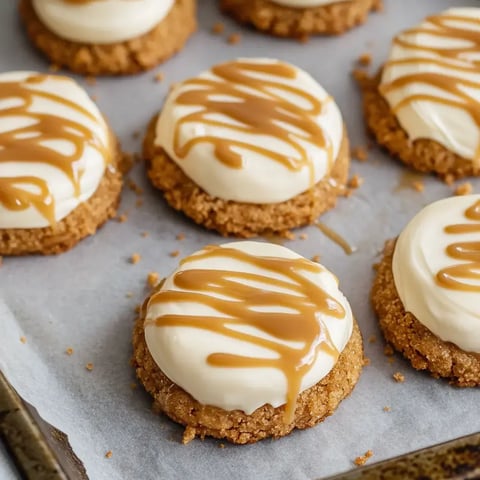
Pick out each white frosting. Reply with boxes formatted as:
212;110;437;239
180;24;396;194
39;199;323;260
145;241;353;414
155;58;344;204
270;0;348;8
393;195;480;354
31;0;174;44
0;72;109;229
381;8;480;162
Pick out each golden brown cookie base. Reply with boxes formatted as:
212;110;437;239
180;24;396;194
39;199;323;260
220;0;382;37
144;116;350;238
371;239;480;387
359;71;480;180
0;136;125;256
19;0;197;75
132;303;364;445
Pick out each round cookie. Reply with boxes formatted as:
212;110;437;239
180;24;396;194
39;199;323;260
144;58;350;238
132;241;364;444
19;0;197;75
360;8;480;180
0;72;124;256
220;0;382;38
371;196;480;387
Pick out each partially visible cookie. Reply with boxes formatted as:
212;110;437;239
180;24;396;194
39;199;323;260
360;8;480;180
19;0;196;75
144;58;350;237
371;196;480;387
220;0;382;38
0;72;124;256
132;241;364;444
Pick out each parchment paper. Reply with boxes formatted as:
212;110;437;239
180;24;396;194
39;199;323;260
1;1;479;479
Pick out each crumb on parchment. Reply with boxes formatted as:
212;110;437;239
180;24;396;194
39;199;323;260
455;182;473;196
384;344;394;356
348;174;364;189
383;406;391;412
211;22;225;35
86;363;94;371
368;335;377;344
65;347;74;355
354;450;374;467
147;272;160;288
393;372;405;383
105;451;113;459
228;33;242;45
358;53;372;67
118;213;128;223
176;233;185;241
352;146;368;162
20;336;26;344
170;250;180;258
130;253;141;264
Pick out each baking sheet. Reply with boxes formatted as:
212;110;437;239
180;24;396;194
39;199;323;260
1;0;479;479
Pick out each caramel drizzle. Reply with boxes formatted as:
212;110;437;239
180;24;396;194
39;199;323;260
173;60;334;186
437;200;480;292
380;12;480;162
146;246;345;421
0;75;108;226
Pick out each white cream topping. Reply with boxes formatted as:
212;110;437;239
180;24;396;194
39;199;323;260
393;195;480;354
0;72;109;229
155;58;344;204
144;241;353;415
380;8;480;162
269;0;348;8
31;0;174;44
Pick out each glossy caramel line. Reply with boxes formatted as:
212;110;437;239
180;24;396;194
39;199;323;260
0;75;108;226
173;60;334;186
381;13;480;161
437;200;480;292
146;246;345;422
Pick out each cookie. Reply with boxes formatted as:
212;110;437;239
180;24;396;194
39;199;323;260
19;0;196;75
132;241;364;444
360;8;480;180
371;196;480;387
220;0;382;38
0;72;124;256
144;58;350;237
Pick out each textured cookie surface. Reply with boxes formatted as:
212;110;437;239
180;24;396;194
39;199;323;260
144;116;350;238
19;0;197;75
220;0;382;37
371;239;480;387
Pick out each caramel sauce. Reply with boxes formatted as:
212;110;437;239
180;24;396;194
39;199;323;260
315;222;357;255
0;74;109;226
172;60;334;187
380;12;480;163
437;200;480;292
146;245;345;421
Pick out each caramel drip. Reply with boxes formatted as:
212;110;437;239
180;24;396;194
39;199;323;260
437;200;480;291
173;60;334;186
315;222;357;255
146;246;345;422
380;13;480;162
0;74;108;225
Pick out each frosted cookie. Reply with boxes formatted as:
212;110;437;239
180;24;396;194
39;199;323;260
0;72;123;256
144;58;350;238
220;0;382;38
372;196;480;387
360;8;480;180
132;241;364;444
19;0;196;75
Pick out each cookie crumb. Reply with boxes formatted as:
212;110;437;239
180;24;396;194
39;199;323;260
125;292;133;298
118;213;128;223
354;450;374;467
170;250;180;258
130;253;141;264
141;231;149;238
299;233;308;240
130;382;138;390
211;22;225;34
352;146;368;162
387;357;395;365
86;363;94;371
384;344;394;356
219;443;225;449
357;53;372;67
154;72;165;83
363;357;371;366
412;181;424;192
368;334;377;344
455;182;473;196
312;255;321;263
352;68;369;82
127;179;144;196
176;233;185;241
85;75;97;86
65;347;74;356
298;34;310;44
383;406;391;412
227;33;242;45
348;174;364;189
393;372;405;383
147;272;160;288
105;451;113;459
135;198;144;208
283;230;296;241
182;426;196;444
20;336;26;344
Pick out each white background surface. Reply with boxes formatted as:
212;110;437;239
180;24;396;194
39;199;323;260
0;1;479;479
